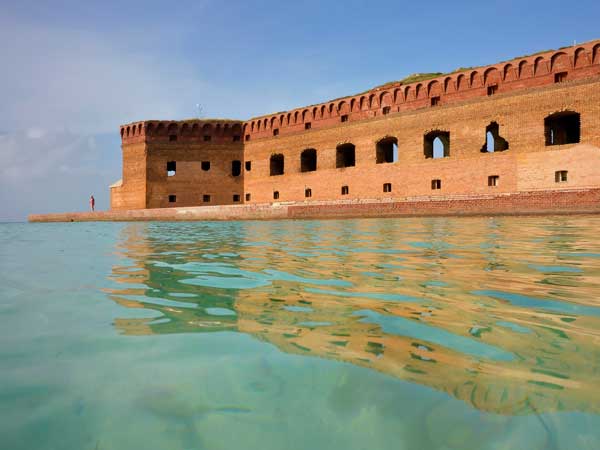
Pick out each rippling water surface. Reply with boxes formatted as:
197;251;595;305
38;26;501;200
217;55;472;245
2;217;600;449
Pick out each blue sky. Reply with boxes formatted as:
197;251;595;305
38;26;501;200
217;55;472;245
1;0;599;220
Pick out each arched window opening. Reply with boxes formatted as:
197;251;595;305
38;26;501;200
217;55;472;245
300;149;317;172
336;143;355;168
481;122;509;153
270;154;285;176
376;137;398;164
424;131;450;158
231;160;241;176
545;111;580;146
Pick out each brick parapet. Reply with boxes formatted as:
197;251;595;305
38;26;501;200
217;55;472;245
242;40;600;141
119;119;244;146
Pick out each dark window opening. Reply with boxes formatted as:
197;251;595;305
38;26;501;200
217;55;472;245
204;135;211;142
233;194;240;202
245;134;251;141
273;191;280;200
488;175;499;187
305;188;312;198
383;183;392;193
168;195;176;203
545;111;580;146
341;115;349;122
382;106;391;115
301;148;317;172
305;122;312;130
424;131;450;158
270;154;284;176
167;161;176;177
245;161;251;171
376;137;398;164
431;96;440;106
487;85;498;96
336;143;356;168
169;134;177;142
555;170;568;183
231;160;241;177
245;193;251;201
341;185;349;195
554;72;567;83
481;122;509;152
203;195;211;202
201;161;210;171
431;179;442;190
233;135;241;142
273;128;279;136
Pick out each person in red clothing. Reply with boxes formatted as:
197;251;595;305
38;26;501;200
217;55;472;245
90;195;95;212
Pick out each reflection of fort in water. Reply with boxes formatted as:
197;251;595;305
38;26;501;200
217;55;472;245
105;219;600;415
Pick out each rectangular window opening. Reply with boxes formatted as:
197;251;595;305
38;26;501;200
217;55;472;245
245;161;251;171
233;194;240;202
168;195;176;203
487;85;498;96
273;191;280;200
555;170;568;183
305;122;312;130
431;96;440;106
203;195;211;203
245;193;251;201
167;161;176;177
201;161;210;171
431;179;442;190
273;128;279;136
305;188;312;198
169;134;177;142
341;185;349;195
554;72;567;83
245;134;251;141
382;106;391;115
233;135;241;142
231;160;241;177
341;115;349;123
488;175;499;187
203;135;211;142
383;183;392;193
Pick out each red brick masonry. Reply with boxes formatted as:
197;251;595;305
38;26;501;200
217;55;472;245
29;188;600;222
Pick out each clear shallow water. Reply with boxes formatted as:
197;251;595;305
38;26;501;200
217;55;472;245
1;217;600;450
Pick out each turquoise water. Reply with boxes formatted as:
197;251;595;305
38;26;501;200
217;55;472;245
1;217;600;450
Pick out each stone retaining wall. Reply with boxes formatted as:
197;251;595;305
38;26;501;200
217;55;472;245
29;188;600;222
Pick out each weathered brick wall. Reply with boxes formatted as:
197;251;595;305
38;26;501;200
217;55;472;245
244;77;600;203
145;143;244;208
110;141;147;210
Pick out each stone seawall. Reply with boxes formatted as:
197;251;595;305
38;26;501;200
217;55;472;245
29;188;600;222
